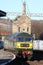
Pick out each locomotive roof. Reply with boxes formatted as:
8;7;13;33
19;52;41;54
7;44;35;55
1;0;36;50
5;32;32;40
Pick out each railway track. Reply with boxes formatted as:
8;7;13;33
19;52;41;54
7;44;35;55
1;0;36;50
5;57;43;65
5;50;43;65
3;49;43;65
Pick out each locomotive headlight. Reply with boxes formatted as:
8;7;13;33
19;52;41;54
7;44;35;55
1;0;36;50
28;42;33;49
17;43;20;48
30;43;32;47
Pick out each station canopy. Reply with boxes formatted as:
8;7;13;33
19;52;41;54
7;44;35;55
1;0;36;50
0;10;6;17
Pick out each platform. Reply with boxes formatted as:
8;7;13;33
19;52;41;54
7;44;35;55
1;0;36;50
0;49;15;65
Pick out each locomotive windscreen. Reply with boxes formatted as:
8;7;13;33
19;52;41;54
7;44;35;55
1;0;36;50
17;37;32;42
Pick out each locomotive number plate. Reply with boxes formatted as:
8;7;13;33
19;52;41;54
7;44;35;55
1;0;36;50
21;44;29;47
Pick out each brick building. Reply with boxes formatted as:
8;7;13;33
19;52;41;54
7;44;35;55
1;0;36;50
12;2;31;34
0;18;12;41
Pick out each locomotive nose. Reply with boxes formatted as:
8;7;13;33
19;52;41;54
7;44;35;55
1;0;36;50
21;50;30;55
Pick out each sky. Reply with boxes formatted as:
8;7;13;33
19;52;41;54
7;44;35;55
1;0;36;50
0;0;43;19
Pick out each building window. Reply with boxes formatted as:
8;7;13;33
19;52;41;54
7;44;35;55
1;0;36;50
27;27;29;32
18;27;20;32
23;28;25;31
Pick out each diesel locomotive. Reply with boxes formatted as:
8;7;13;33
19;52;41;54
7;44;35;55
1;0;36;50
4;32;33;60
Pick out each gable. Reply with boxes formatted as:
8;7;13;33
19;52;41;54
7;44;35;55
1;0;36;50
13;15;31;25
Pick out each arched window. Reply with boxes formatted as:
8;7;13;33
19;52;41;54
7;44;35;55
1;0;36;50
18;27;20;32
27;27;29;32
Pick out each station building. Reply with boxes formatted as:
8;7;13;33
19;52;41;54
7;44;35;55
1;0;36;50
12;2;43;39
12;2;31;34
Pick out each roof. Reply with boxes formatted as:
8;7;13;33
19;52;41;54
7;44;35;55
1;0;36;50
0;18;12;35
0;32;12;36
14;15;30;22
0;10;6;17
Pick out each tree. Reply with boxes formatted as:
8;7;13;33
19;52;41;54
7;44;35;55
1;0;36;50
39;33;43;40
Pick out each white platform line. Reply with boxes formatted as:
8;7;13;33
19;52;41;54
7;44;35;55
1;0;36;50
1;54;16;65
